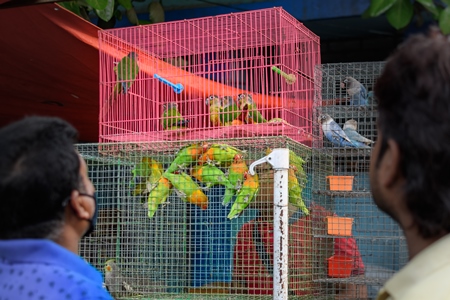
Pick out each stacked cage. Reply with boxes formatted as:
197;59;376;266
98;7;320;146
78;137;329;299
313;62;408;299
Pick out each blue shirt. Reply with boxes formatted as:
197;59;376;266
0;239;113;300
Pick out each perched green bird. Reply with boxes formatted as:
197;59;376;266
113;52;139;97
205;95;223;127
147;176;172;218
222;153;248;206
288;166;309;215
164;171;208;210
165;143;209;174
219;96;241;126
161;102;189;130
237;93;267;123
198;143;245;167
227;171;259;219
266;148;306;177
130;157;163;200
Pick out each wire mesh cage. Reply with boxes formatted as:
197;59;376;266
311;62;408;299
98;7;320;146
77;137;348;299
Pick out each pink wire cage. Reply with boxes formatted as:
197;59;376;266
98;7;320;146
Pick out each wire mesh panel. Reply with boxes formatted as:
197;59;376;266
98;7;320;146
77;137;339;299
311;62;408;299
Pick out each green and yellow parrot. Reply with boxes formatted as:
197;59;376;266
165;142;209;174
222;153;248;206
164;171;208;210
219;96;242;126
162;102;189;130
288;166;309;215
266;148;306;177
237;93;267;123
130;157;163;200
111;52;139;99
147;176;172;218
198;143;244;167
227;171;259;219
205;95;223;127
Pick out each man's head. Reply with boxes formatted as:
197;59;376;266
370;27;450;239
0;116;96;242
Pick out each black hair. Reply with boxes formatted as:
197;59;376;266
374;27;450;238
0;116;80;239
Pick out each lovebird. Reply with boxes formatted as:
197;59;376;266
165;142;209;174
288;166;309;215
219;96;241;126
318;113;358;148
223;153;248;206
227;171;259;219
343;119;374;146
266;147;305;177
164;171;208;210
104;259;135;298
130;157;163;200
237;93;267;123
198;143;245;167
147;176;172;218
162;102;189;130
205;95;223;126
341;76;368;106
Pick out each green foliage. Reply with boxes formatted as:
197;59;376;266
364;0;450;33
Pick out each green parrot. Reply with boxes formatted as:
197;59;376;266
227;171;259;219
205;95;223;127
161;102;189;130
130;157;163;200
219;96;241;126
165;142;209;174
111;52;139;99
164;171;208;210
237;93;267;123
266;148;306;178
223;153;248;206
147;176;172;218
198;143;245;167
288;166;309;215
191;164;236;206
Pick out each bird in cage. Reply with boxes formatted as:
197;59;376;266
341;76;368;106
106;52;139;111
104;259;136;298
219;96;242;126
223;154;249;206
147;176;172;218
161;102;189;130
266;147;306;177
198;143;245;167
165;142;209;174
205;95;223;126
164;171;208;210
148;0;165;24
227;171;259;219
318;114;362;148
130;157;163;199
343;119;374;146
237;93;268;124
288;165;309;216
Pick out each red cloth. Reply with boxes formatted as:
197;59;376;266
233;205;365;295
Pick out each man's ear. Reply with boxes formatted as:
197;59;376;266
68;190;90;220
379;139;402;188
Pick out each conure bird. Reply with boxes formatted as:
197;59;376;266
237;93;267;123
219;96;241;126
198;143;245;167
205;95;223;126
164;171;208;210
288;166;309;215
148;0;165;24
162;102;189;130
191;164;235;206
266;148;306;178
222;153;248;206
227;171;259;219
130;157;163;200
111;52;139;99
165;142;209;174
147;176;172;218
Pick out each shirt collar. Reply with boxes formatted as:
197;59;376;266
381;233;450;299
0;239;102;283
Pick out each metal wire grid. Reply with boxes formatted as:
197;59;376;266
98;7;320;146
77;137;327;299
